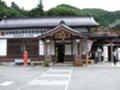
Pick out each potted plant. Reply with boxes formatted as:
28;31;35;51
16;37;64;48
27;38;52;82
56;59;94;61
43;59;50;67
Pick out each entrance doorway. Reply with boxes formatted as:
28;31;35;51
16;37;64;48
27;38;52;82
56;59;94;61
56;44;65;63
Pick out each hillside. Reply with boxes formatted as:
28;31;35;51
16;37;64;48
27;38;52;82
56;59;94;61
0;0;120;28
45;4;120;27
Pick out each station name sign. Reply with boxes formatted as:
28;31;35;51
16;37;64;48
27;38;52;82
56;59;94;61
0;34;40;38
14;34;34;38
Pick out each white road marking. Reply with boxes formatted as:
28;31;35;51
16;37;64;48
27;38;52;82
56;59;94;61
18;68;51;90
48;69;72;72
0;81;14;86
28;80;68;85
28;67;73;90
18;67;73;90
65;68;73;90
41;73;71;77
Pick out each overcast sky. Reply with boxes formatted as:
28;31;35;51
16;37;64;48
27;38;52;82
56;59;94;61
3;0;120;11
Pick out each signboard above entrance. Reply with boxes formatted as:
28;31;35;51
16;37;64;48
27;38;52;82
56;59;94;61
54;30;71;40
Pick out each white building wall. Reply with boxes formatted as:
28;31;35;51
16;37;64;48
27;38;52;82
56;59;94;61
103;45;108;61
50;40;55;55
65;44;71;55
39;40;55;56
81;39;88;55
0;39;7;56
73;40;77;55
39;40;44;55
118;48;120;60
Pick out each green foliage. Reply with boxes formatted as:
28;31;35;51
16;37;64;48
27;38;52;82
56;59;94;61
45;4;88;16
28;0;44;16
112;24;120;31
11;2;20;10
44;5;120;28
43;59;50;67
28;8;43;16
0;0;120;29
0;0;9;18
83;9;120;26
0;0;26;18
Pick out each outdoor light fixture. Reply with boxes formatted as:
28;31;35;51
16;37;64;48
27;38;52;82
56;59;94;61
46;39;50;43
76;39;80;43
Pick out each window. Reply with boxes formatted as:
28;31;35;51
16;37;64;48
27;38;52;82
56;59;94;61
65;44;71;55
7;39;39;57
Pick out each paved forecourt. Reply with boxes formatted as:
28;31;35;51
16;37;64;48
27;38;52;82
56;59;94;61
0;63;120;90
0;65;48;90
20;67;73;90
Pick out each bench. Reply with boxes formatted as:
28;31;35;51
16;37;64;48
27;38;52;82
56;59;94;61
31;61;43;66
15;59;31;65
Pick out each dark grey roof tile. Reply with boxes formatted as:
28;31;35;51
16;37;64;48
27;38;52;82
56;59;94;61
0;16;98;29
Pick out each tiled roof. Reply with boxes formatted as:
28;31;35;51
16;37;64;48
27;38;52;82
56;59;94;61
82;32;118;39
0;16;98;29
38;24;87;39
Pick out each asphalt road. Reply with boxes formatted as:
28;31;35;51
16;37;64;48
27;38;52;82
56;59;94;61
0;63;120;90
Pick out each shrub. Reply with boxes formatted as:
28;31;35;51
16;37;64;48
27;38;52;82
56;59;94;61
43;59;50;67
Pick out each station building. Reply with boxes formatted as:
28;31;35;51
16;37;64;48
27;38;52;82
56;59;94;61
0;16;119;65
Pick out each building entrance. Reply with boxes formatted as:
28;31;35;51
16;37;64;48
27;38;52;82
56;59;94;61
56;44;65;63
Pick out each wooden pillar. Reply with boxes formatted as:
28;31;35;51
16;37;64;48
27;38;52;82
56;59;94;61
44;39;51;62
54;39;57;63
71;39;73;55
44;41;48;57
74;39;81;66
110;41;113;63
86;40;89;66
44;42;47;61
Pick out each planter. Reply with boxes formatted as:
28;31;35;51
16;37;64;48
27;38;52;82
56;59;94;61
73;59;82;66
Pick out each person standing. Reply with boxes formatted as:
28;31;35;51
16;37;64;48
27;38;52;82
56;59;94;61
95;51;99;63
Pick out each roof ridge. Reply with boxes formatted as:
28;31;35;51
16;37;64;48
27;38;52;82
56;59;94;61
5;16;92;20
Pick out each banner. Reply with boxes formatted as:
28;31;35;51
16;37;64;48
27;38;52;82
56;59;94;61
87;40;93;52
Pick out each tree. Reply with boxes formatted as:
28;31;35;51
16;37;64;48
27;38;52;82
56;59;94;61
45;4;88;16
0;1;120;27
9;2;27;16
29;0;44;16
38;0;43;13
36;0;44;15
11;2;20;10
0;0;10;19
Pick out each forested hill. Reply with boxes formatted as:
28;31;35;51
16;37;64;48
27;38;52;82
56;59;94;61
0;0;120;27
45;5;120;26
